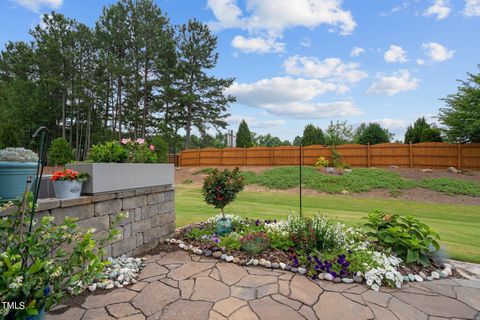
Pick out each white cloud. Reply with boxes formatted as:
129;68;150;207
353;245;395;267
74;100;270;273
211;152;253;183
226;77;362;119
243;0;356;35
375;118;408;129
367;70;419;96
207;0;357;53
231;35;285;54
283;56;368;85
300;37;312;47
464;0;480;16
423;0;451;20
350;47;365;57
384;45;408;63
416;59;426;65
12;0;62;12
227;115;285;128
422;42;454;62
207;0;245;30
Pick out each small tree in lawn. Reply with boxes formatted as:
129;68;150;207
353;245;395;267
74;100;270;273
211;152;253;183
202;168;244;234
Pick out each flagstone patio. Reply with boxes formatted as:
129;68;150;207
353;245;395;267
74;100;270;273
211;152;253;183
47;250;480;320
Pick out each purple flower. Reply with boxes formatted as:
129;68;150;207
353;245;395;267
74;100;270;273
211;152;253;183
293;257;299;267
314;265;320;270
274;219;277;223
330;271;337;278
342;262;350;268
255;220;260;226
307;256;312;262
340;270;348;277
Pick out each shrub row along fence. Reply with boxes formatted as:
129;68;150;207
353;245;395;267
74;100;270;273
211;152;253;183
179;142;480;170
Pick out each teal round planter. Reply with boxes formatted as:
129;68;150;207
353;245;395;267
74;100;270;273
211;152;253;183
216;217;232;235
0;161;38;202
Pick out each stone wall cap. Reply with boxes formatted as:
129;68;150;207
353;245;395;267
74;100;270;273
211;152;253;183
60;196;93;208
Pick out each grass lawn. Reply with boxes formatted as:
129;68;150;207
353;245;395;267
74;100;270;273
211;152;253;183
176;185;480;263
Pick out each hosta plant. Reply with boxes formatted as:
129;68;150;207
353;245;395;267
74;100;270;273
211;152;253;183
365;210;440;265
0;193;126;319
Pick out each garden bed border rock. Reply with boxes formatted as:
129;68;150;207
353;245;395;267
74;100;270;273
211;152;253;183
165;237;456;289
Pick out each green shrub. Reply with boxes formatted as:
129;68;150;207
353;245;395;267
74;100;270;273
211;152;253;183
202;168;244;215
88;141;128;163
365;211;440;265
48;138;74;166
268;231;295;251
239;232;270;254
149;136;168;163
314;156;329;168
219;234;242;250
331;148;344;168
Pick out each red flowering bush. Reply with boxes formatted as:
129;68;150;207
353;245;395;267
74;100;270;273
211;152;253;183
202;168;244;215
50;169;89;182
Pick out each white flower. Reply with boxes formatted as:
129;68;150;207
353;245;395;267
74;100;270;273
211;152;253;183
366;279;373;286
371;284;380;291
8;276;23;289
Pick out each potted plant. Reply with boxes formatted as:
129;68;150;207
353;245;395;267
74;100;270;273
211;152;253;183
0;193;122;319
50;169;89;199
202;168;245;235
0;148;39;201
66;138;173;194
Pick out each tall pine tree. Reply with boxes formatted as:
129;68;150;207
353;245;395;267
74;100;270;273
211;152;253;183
175;19;235;148
236;119;253;148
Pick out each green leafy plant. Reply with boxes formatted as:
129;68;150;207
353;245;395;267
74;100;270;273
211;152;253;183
365;211;440;265
87;141;128;163
48;138;74;166
219;234;242;250
268;231;294;251
331;148;343;168
149;136;168;163
202;168;245;216
314;156;329;168
0;194;126;318
121;138;157;163
239;232;270;254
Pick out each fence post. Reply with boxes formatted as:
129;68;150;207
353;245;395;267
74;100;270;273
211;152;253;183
271;147;274;166
243;147;246;167
367;143;370;168
409;142;413;168
457;144;462;169
220;148;223;166
197;148;201;166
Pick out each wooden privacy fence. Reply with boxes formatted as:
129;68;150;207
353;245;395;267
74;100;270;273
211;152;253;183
179;142;480;170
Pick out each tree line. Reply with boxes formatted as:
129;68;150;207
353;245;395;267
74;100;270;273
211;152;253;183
0;0;235;158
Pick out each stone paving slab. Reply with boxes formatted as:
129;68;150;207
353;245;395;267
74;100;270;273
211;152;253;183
47;250;480;320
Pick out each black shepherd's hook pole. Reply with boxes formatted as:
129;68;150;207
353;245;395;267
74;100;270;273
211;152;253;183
299;139;304;218
28;127;50;234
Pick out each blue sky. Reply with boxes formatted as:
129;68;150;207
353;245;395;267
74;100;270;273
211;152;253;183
1;0;480;141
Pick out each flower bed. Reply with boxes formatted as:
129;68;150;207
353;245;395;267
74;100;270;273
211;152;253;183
169;212;455;291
